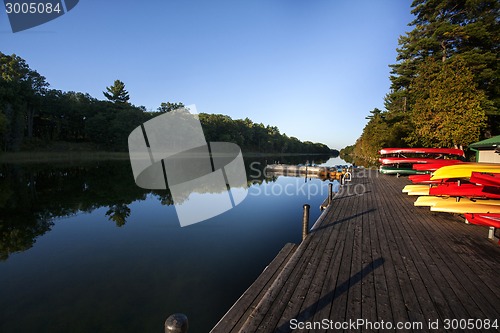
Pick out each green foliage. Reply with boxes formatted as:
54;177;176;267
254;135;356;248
344;108;410;166
157;101;184;113
339;145;355;163
103;79;130;104
198;113;331;154
0;52;49;150
408;57;488;147
390;0;499;126
0;53;331;154
0;111;7;143
347;0;498;164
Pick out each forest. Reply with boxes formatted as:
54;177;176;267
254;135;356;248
341;0;499;166
0;54;332;155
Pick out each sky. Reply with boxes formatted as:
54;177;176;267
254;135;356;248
1;0;415;150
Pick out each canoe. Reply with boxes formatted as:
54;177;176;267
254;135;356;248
469;172;500;187
430;201;500;214
408;174;450;184
409;174;432;183
379;166;427;175
464;213;500;229
430;163;500;180
379;157;462;165
412;160;464;171
415;196;500;207
402;184;430;193
414;196;452;207
428;183;500;199
404;187;431;196
379;147;465;157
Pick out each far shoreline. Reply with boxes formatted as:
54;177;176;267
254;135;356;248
0;150;336;164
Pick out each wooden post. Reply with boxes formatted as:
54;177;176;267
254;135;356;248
488;227;499;244
165;313;188;333
328;183;333;204
302;204;310;241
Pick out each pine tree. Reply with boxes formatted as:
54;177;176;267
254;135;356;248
388;0;499;132
103;80;130;104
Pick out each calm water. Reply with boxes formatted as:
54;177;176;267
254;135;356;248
0;155;346;332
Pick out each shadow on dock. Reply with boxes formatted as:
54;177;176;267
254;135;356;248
311;208;377;233
276;257;385;332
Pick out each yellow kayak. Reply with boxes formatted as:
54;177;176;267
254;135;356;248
415;196;500;207
430;201;500;214
414;196;450;206
431;163;500;180
402;184;430;193
407;188;431;196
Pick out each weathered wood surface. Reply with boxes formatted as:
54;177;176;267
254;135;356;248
211;170;500;333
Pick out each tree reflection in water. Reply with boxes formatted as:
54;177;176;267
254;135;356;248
0;154;330;260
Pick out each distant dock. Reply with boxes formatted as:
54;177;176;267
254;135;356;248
211;170;500;332
265;164;351;181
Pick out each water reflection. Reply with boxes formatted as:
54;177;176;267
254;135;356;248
0;154;340;332
0;161;147;260
0;154;331;260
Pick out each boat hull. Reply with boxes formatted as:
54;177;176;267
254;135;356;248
379;147;465;157
412;161;464;172
415;196;500;207
428;183;500;199
431;163;500;180
469;172;500;187
464;213;500;228
379;166;427;175
402;184;431;195
379;157;462;165
431;202;500;214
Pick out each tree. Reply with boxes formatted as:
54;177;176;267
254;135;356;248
408;57;488;148
346;0;499;164
389;0;499;131
0;52;48;150
103;80;130;104
157;101;184;113
106;204;131;227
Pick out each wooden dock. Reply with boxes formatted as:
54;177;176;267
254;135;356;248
211;169;500;332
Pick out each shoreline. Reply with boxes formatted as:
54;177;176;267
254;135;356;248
0;151;334;164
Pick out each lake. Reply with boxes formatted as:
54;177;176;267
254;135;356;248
0;154;347;332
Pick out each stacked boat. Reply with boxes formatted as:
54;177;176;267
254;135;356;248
378;148;464;175
400;159;500;241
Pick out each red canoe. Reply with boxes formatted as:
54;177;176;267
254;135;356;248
379;157;462;165
429;183;500;199
408;174;456;184
409;174;432;183
412;160;464;171
379;147;465;157
408;174;443;184
470;172;500;187
464;213;500;229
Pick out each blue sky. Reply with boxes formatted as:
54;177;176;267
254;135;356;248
1;0;414;150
